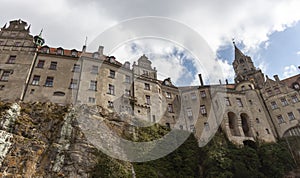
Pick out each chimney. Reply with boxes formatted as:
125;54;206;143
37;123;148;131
198;74;204;86
225;79;228;85
82;45;86;52
98;45;104;56
219;79;222;85
273;75;280;82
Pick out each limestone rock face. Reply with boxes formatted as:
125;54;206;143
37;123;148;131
0;102;132;177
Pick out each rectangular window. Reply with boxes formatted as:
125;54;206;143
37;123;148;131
281;98;288;106
190;125;195;132
7;55;16;64
225;97;231;106
200;105;207;115
288;112;295;121
69;79;78;89
109;70;115;78
108;101;114;108
277;115;285;124
274;88;281;94
108;84;115;95
186;108;193;120
125;75;131;83
32;75;40;85
37;60;45;68
72;64;80;72
45;77;54;87
146;95;151;105
236;98;243;107
91;65;98;74
200;91;206;98
249;100;253;105
168;104;174;113
88;97;95;103
144;83;150;90
291;95;299;103
166;92;172;99
1;71;10;81
89;80;97;91
143;70;149;76
271;101;278;109
125;89;131;96
204;122;210;131
191;92;197;100
49;61;57;70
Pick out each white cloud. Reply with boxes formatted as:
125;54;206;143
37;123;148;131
283;65;298;78
296;51;300;55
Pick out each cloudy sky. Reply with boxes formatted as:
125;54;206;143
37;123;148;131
1;0;300;86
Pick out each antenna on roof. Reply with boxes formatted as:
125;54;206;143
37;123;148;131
39;29;43;36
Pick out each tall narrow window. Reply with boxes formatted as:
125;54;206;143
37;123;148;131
32;75;40;85
7;55;16;64
166;92;172;99
108;84;115;95
204;122;210;131
37;60;45;68
200;105;207;115
168;104;174;113
45;77;54;87
69;79;78;89
186;108;193;120
144;83;150;90
109;70;115;78
89;80;97;91
125;75;131;83
191;92;197;100
1;71;10;81
236;98;243;107
91;65;98;74
225;97;231;106
200;91;206;98
72;64;80;72
146;95;151;105
277;115;284;124
291;95;299;103
281;98;288;106
271;101;278;109
49;61;57;70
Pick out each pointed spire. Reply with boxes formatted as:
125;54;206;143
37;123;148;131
233;39;245;61
26;24;31;31
39;29;43;37
2;23;7;29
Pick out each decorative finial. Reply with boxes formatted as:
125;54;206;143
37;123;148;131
39;29;43;36
85;36;88;46
2;23;7;29
232;38;235;45
26;24;31;31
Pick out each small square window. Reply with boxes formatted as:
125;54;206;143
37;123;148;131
32;75;40;85
191;92;197;100
88;97;95;103
271;101;278;109
45;77;54;87
166;92;172;99
37;60;45;68
291;95;299;103
288;112;295;121
1;71;10;81
7;55;16;64
49;61;57;70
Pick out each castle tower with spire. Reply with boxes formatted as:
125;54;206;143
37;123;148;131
232;42;265;89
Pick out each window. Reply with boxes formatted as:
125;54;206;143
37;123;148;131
88;97;95;103
281;98;288;106
291;95;299;103
200;91;206;98
271;101;278;109
125;89;131;96
53;91;65;96
89;80;97;91
225;97;231;106
45;77;54;87
168;104;174;113
109;70;115;78
146;95;151;105
91;65;98;74
37;60;45;68
256;118;260;123
56;48;63;55
143;70;149;76
7;55;16;64
42;47;49;53
125;75;131;83
267;90;272;96
1;71;10;81
241;86;245;91
14;41;21;46
236;98;243;107
200;105;207;115
266;128;270;134
49;61;57;70
277;115;285;124
71;51;77;57
0;85;4;90
152;115;156;122
187;108;193;120
191;92;197;100
190;125;195;132
274;88;281;94
108;84;115;95
108;101;114;108
72;64;80;72
288;112;295;121
204;122;210;131
294;83;300;90
249;100;253;105
166;92;172;99
144;83;150;90
32;75;40;85
69;79;78;89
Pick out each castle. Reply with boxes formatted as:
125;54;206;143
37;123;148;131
1;19;300;146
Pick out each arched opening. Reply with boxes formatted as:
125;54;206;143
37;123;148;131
228;112;240;136
241;113;252;137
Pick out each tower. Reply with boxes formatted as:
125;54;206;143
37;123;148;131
33;29;45;47
232;42;265;89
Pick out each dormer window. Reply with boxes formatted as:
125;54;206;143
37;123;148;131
42;47;49;53
293;83;300;90
124;62;130;69
93;52;99;58
56;48;63;55
109;56;116;63
71;50;78;57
